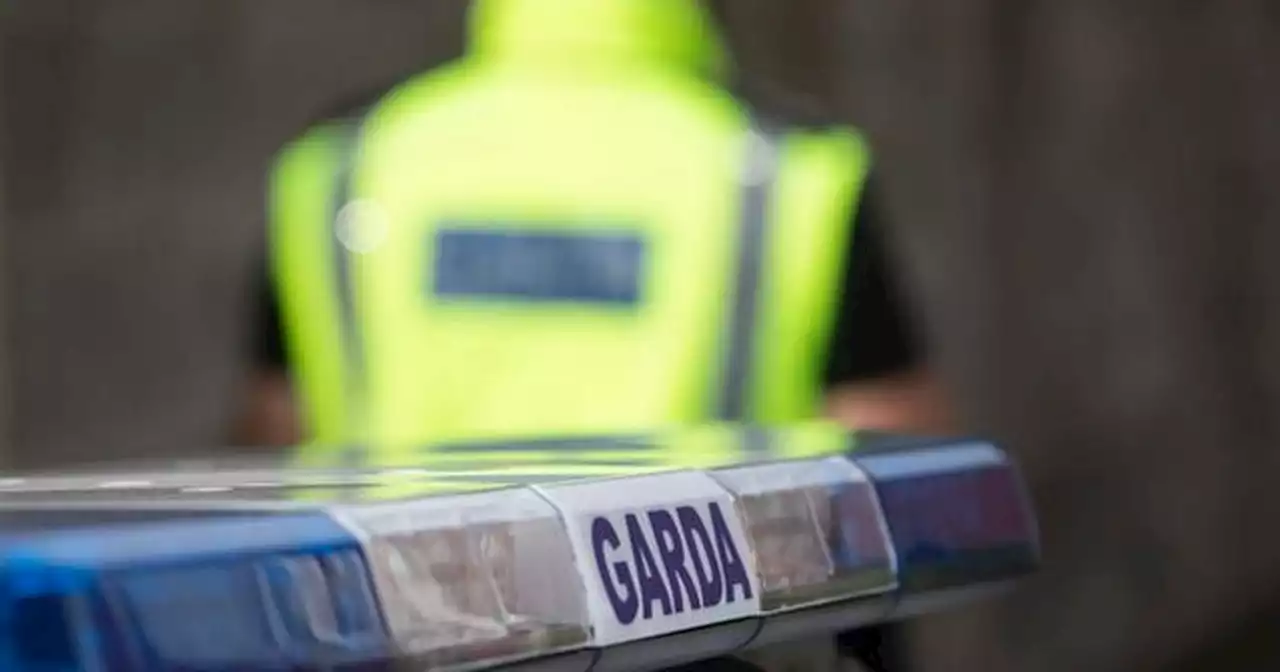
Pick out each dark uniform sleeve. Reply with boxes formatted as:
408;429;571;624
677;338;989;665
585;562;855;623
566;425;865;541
253;261;288;372
822;176;922;386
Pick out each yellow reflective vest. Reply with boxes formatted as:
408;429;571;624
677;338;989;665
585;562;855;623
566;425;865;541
269;0;871;459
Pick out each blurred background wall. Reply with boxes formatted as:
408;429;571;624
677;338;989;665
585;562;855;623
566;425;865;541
1;0;464;468
0;0;841;469
839;3;1280;672
0;30;10;470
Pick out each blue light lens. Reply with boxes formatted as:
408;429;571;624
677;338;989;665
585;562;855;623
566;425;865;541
0;513;392;671
851;440;1039;599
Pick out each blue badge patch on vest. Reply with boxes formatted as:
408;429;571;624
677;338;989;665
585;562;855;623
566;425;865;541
432;225;646;305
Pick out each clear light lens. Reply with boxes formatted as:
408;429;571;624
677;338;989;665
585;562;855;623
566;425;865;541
711;456;896;612
333;487;590;669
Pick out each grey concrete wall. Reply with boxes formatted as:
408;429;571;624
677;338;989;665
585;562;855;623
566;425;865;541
0;0;468;468
0;22;10;469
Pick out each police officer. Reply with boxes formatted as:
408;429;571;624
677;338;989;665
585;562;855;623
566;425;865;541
238;3;943;668
238;0;949;452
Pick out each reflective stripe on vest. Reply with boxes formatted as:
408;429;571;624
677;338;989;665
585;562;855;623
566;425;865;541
719;122;782;423
331;120;365;439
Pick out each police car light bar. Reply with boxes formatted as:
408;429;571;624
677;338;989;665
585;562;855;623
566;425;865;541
0;429;1040;672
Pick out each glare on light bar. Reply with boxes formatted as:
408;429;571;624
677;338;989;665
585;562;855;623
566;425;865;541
711;457;897;613
0;428;1041;672
331;487;590;669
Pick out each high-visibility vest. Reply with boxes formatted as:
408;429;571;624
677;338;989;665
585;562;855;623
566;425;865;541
269;0;871;462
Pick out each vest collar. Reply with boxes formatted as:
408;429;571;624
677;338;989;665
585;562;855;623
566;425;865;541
467;0;729;76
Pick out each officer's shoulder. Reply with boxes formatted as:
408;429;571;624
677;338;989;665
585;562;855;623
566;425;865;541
734;80;852;134
744;102;868;166
319;88;391;126
733;87;871;186
749;104;848;134
739;96;869;167
376;61;476;114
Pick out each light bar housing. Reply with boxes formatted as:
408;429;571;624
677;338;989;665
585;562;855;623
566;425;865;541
0;427;1039;672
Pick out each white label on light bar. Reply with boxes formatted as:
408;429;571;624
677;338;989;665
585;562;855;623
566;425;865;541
331;488;589;668
536;471;760;646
